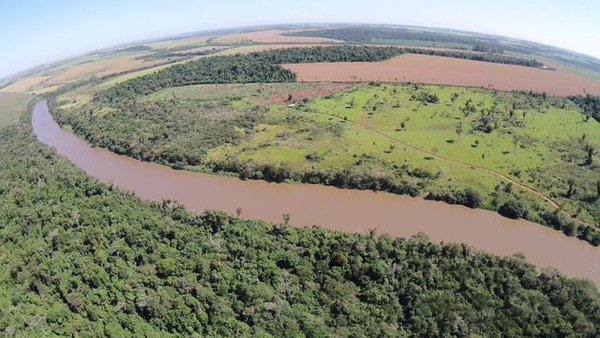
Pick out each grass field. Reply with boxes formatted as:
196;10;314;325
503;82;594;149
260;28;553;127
0;92;32;127
200;83;600;225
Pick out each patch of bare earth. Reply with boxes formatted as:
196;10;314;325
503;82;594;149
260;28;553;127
283;54;600;96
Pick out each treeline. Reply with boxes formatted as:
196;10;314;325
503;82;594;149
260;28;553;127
94;46;405;103
94;55;295;103
473;44;505;54
1;112;599;336
251;45;404;63
569;94;600;122
210;157;427;197
403;47;545;68
286;27;484;45
285;27;532;54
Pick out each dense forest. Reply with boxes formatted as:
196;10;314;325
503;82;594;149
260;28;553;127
94;46;405;103
1;105;599;336
51;97;271;167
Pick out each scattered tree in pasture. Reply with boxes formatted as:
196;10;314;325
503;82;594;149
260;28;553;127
585;144;595;165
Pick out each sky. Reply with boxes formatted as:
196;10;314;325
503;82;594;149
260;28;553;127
1;0;599;78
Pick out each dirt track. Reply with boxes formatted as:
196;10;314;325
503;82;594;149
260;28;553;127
284;54;600;96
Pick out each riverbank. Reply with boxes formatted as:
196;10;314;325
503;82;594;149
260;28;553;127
32;100;600;285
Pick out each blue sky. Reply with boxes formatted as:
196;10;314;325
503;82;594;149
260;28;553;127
1;0;599;78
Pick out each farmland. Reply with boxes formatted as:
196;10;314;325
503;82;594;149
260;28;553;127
284;54;600;96
212;29;340;44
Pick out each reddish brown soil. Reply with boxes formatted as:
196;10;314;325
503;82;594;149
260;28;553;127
284;54;600;96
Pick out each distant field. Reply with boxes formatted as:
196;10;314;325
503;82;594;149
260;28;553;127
0;75;51;93
45;54;164;85
0;92;32;127
214;43;332;56
284;54;600;96
143;35;213;49
171;45;231;55
213;29;339;44
93;57;206;89
372;38;472;49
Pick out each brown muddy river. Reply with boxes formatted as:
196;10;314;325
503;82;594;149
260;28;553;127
32;100;600;285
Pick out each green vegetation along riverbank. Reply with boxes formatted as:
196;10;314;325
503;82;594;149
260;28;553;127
1;99;599;336
53;79;600;245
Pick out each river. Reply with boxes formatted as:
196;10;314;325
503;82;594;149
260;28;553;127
31;100;600;285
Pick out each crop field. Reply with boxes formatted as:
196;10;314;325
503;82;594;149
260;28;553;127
0;92;32;127
212;29;340;44
284;54;600;96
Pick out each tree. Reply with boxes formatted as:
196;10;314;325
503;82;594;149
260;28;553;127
498;199;528;219
567;179;576;198
451;93;459;103
585;144;595;165
455;122;462;140
282;213;291;225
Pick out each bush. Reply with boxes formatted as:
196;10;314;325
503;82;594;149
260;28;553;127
498;199;528;219
425;187;482;209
